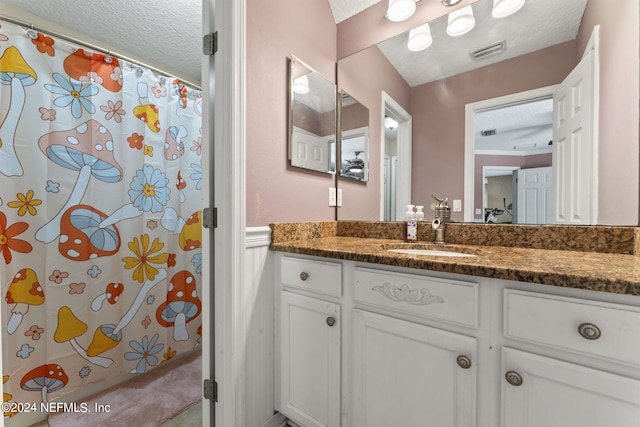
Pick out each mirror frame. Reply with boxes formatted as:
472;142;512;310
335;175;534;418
288;55;337;175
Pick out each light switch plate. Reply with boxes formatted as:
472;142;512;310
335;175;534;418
337;188;343;207
329;187;337;206
475;208;482;215
453;199;462;212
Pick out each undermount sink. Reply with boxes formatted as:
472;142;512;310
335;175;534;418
383;243;477;258
387;248;476;257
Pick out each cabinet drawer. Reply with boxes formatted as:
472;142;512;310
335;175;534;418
353;267;478;328
504;289;640;367
281;256;342;297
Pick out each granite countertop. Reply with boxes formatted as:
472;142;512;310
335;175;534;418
270;236;640;296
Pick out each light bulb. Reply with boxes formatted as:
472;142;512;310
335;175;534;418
492;0;525;18
387;0;416;22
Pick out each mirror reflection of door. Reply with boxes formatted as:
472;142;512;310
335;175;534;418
474;97;554;224
381;92;412;221
383;112;399;221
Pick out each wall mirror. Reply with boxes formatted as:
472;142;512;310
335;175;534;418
339;91;370;182
288;55;337;174
336;0;602;224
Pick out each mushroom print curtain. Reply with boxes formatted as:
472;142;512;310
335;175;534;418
0;21;203;415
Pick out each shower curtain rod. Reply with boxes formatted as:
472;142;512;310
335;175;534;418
0;14;202;90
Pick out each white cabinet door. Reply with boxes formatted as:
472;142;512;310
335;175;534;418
351;309;477;427
502;347;640;427
280;291;341;427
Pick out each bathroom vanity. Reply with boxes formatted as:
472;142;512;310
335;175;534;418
271;223;640;427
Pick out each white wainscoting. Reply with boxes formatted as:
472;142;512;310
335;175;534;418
245;226;280;426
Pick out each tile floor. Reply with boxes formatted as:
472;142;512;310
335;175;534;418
28;401;202;427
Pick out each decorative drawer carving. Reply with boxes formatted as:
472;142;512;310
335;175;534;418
354;267;478;328
504;289;640;367
281;256;342;297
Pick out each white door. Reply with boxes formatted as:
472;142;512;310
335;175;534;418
352;309;477;427
502;347;640;427
291;127;333;173
383;155;398;221
552;27;599;224
515;167;552;224
280;291;341;427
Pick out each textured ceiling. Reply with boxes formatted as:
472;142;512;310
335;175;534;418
475;98;553;154
1;0;202;86
328;0;382;23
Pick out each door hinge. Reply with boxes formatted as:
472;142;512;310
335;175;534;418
203;379;218;401
203;32;218;56
203;207;217;229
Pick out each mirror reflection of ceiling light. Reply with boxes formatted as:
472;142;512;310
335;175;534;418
446;5;475;37
441;0;462;5
384;116;399;129
492;0;525;18
386;0;416;22
292;75;309;94
408;23;433;51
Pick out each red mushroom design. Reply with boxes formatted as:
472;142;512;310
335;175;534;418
176;171;187;202
58;205;121;261
20;364;68;404
91;283;124;311
5;268;44;335
63;49;123;92
0;46;37;176
35;120;123;244
156;270;201;341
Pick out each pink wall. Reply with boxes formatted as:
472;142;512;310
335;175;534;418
246;0;337;226
337;46;411;220
474;153;552;220
410;42;578;222
577;0;639;225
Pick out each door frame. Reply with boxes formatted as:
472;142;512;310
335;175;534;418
380;91;412;220
463;85;558;222
203;0;247;425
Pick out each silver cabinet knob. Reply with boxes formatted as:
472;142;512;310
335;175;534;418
326;316;336;327
505;371;523;387
299;272;309;281
456;355;472;369
578;323;601;340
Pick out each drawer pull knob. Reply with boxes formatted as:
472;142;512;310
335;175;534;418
505;371;523;387
578;323;601;340
300;272;309;281
326;316;336;327
456;355;472;369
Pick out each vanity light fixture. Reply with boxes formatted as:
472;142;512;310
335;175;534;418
408;23;433;51
384;116;399;130
441;0;462;5
292;75;310;94
446;5;475;36
386;0;417;22
492;0;525;18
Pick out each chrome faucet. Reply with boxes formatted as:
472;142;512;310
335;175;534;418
432;195;451;244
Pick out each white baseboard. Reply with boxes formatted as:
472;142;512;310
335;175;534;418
259;412;288;427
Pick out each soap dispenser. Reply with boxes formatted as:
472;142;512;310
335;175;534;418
404;204;417;241
415;205;425;221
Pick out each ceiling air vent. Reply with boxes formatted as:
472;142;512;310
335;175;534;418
480;129;497;137
471;41;506;61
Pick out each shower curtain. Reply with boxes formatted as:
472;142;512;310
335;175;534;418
0;20;203;417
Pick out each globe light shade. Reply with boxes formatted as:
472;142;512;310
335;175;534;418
408;23;433;52
387;0;416;22
446;5;476;37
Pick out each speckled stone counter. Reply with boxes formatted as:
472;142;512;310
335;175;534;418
270;222;640;296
